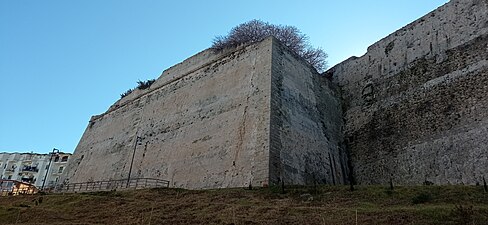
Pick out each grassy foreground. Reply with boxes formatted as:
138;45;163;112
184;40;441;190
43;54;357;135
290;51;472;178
0;185;487;225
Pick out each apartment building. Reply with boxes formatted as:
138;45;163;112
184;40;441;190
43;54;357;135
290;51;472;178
0;152;71;189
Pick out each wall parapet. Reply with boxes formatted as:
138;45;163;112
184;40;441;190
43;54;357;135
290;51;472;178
332;0;488;86
90;44;259;123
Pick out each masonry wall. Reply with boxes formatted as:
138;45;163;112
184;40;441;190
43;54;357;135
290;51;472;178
269;39;347;185
65;37;347;189
327;0;488;185
65;39;274;189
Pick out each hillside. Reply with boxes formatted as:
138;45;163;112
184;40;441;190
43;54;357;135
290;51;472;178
1;185;488;225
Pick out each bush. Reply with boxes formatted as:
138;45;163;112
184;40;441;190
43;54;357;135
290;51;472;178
120;79;156;99
412;192;432;204
136;79;155;90
212;20;327;73
120;89;134;99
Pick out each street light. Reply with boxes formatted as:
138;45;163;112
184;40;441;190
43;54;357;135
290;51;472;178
41;148;60;190
127;136;142;188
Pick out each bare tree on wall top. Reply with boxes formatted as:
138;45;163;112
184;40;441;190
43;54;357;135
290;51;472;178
212;20;328;73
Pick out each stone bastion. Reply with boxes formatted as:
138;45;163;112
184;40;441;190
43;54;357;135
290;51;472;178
64;0;488;188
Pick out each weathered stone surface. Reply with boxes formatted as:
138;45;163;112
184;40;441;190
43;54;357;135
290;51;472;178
64;37;346;189
269;41;347;185
328;0;488;185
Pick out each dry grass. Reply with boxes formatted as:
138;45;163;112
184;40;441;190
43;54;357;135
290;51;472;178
0;185;487;225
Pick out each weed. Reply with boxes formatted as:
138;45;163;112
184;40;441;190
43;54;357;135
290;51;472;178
268;184;283;194
0;186;487;225
82;191;122;197
450;205;474;225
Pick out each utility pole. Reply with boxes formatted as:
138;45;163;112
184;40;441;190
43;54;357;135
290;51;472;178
41;148;59;190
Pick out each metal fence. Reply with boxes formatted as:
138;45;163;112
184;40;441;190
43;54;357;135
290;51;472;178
55;178;170;193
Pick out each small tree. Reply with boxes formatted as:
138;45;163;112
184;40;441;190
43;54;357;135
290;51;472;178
212;20;327;73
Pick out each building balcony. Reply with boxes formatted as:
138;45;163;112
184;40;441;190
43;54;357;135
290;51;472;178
21;166;39;173
21;177;35;184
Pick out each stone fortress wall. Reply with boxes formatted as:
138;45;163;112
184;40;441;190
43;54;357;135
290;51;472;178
327;0;488;184
65;0;488;189
64;37;346;189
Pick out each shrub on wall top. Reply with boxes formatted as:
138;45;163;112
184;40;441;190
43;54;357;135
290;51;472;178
120;79;156;99
212;20;328;73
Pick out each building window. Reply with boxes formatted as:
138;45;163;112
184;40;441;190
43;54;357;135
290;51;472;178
7;175;12;179
58;167;64;173
54;156;60;162
61;156;69;162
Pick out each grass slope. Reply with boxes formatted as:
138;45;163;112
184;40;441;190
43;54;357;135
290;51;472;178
0;185;487;225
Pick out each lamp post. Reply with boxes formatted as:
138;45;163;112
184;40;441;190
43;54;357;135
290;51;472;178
41;148;59;190
127;136;142;188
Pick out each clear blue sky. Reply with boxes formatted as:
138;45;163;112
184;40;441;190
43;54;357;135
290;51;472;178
0;0;448;154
